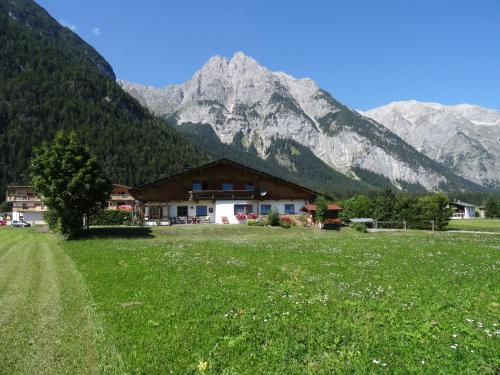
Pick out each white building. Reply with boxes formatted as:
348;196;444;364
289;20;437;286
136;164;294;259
449;201;476;219
6;186;47;225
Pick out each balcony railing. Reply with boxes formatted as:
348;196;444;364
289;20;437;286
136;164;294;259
189;189;256;200
6;195;41;202
109;195;134;201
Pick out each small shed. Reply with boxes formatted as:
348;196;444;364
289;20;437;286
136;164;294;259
301;204;342;226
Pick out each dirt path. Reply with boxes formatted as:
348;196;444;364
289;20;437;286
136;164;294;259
0;229;123;374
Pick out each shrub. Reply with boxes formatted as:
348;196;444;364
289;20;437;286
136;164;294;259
254;220;265;226
279;221;292;228
91;210;132;226
298;213;309;226
247;213;257;220
247;219;256;226
280;215;292;224
352;222;368;233
44;209;59;231
267;210;281;226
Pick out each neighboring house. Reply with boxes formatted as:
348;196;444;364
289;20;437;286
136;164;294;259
6;184;135;225
130;159;318;224
107;184;135;211
449;201;476;219
6;186;46;225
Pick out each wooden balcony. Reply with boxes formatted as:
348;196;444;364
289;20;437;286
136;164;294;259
6;195;41;202
189;189;256;201
109;194;135;201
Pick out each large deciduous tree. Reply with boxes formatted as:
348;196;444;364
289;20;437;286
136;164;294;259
30;131;112;238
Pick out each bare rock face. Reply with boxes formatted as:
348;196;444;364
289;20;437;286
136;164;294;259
364;101;500;188
118;53;485;191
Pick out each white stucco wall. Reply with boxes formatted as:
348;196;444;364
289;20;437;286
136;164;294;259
166;199;309;224
215;199;308;224
19;211;45;225
464;206;475;218
215;200;256;224
258;200;307;216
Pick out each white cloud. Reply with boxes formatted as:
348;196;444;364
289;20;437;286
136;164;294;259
92;27;101;36
60;19;77;31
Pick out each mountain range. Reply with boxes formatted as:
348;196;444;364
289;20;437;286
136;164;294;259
119;53;488;192
363;101;500;189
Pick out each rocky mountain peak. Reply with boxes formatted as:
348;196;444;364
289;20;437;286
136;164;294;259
119;55;489;192
364;100;500;187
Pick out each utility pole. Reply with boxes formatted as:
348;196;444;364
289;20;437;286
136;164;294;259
431;220;435;232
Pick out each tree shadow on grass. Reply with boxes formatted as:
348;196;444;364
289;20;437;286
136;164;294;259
74;226;155;239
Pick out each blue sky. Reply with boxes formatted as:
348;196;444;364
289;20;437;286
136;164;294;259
37;0;500;110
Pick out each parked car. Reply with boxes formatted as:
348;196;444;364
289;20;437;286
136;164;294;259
0;220;6;226
11;220;31;227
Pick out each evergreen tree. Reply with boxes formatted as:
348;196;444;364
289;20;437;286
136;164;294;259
313;195;329;224
418;193;453;230
372;186;396;221
485;196;500;218
30;132;112;238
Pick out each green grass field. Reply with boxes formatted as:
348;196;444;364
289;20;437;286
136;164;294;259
448;219;500;233
1;226;499;374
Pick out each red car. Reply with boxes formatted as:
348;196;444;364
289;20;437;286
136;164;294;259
0;220;6;226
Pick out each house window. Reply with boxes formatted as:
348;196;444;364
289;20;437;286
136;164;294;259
192;182;202;191
196;206;207;216
177;206;188;217
222;183;233;191
244;183;254;191
234;204;253;215
284;204;295;214
261;204;271;215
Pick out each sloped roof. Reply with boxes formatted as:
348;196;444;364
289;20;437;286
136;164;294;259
130;158;319;196
301;204;342;212
451;201;476;208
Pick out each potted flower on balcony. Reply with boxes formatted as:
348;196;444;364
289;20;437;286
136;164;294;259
235;212;247;224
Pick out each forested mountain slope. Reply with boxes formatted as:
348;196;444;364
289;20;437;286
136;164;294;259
0;0;209;197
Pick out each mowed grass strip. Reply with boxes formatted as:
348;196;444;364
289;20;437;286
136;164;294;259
64;226;500;374
0;228;124;375
448;219;500;233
